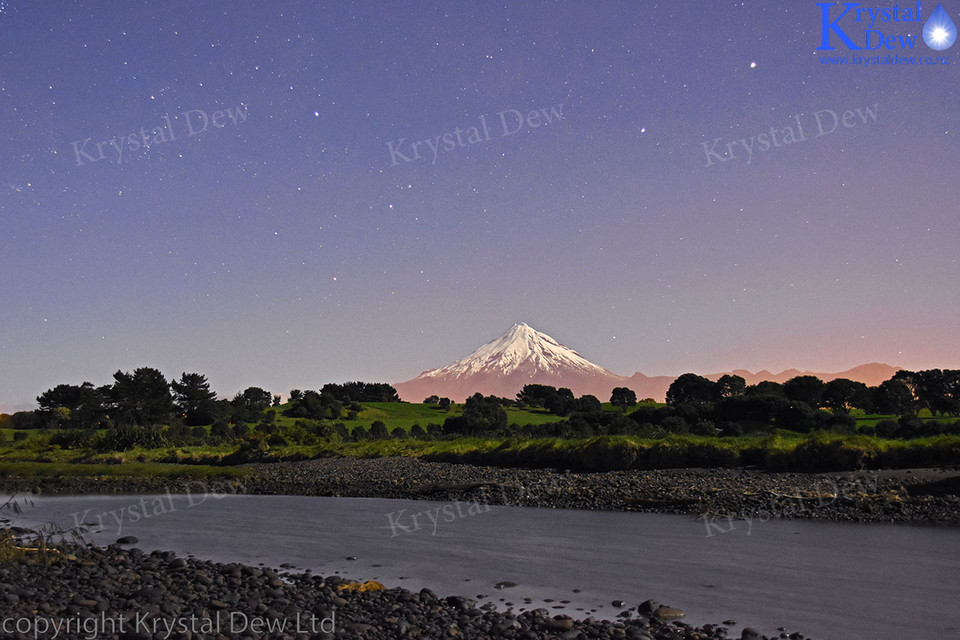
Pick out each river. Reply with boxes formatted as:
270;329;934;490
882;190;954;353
3;492;958;640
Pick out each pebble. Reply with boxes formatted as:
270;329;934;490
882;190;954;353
0;535;799;640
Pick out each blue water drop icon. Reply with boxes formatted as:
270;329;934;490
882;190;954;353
923;4;957;50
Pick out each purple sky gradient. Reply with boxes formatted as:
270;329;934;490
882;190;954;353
1;1;958;410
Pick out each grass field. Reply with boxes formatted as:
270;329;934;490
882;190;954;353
274;401;624;432
0;401;957;476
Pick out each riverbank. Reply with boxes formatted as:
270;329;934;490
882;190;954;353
3;457;960;525
0;537;803;640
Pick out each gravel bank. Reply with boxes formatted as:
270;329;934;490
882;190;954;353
3;457;960;525
243;458;960;525
0;539;805;640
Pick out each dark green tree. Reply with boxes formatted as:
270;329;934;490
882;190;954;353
873;379;914;415
782;376;825;408
577;394;603;413
171;373;218;426
232;387;273;422
516;384;558;408
666;374;717;406
36;382;111;429
610;387;638;411
443;393;507;435
822;378;869;412
716;374;746;399
545;388;577;416
745;381;785;397
321;382;400;403
112;368;175;426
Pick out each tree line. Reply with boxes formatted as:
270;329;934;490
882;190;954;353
1;367;400;432
3;367;957;446
436;370;960;439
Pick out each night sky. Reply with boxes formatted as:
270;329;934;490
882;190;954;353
2;1;958;410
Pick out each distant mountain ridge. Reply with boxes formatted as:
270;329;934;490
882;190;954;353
622;363;901;405
394;323;901;402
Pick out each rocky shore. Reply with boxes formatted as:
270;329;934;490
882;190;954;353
3;457;959;525
0;539;802;640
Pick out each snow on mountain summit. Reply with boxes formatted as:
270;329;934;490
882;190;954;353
423;322;614;379
393;322;625;401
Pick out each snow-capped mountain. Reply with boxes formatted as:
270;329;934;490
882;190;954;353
394;323;626;402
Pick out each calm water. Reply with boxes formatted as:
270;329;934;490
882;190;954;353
4;493;958;640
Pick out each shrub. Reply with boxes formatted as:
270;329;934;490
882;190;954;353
578;437;639;471
211;420;232;441
874;419;899;438
661;416;689;434
769;438;866;472
257;421;276;435
897;415;924;438
825;411;857;434
225;433;270;463
720;421;744;437
50;428;91;449
95;424;167;452
283;423;313;445
369;421;389;439
692;420;716;436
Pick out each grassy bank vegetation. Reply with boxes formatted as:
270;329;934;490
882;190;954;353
3;401;960;477
4;368;958;477
328;432;960;472
1;428;958;476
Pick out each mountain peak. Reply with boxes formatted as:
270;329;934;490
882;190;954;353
394;323;624;401
438;322;605;377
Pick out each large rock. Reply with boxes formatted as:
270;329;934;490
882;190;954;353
653;605;685;621
637;599;660;616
